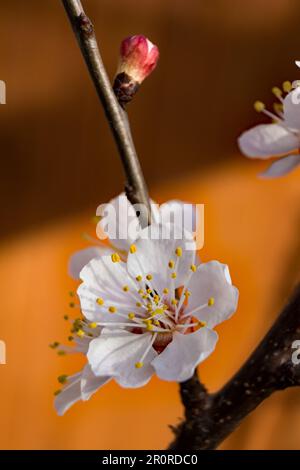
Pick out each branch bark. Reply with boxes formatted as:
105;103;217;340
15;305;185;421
61;0;151;228
170;284;300;450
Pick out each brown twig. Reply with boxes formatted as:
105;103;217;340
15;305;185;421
170;284;300;450
61;0;151;227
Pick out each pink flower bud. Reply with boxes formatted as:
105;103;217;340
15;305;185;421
119;35;159;83
113;35;159;107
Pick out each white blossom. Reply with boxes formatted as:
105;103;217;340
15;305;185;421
238;80;300;177
54;223;238;415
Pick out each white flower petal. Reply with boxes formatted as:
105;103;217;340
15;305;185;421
150;200;160;223
87;328;156;388
69;246;112;279
81;364;110;401
283;88;300;130
260;154;300;178
187;261;239;329
98;193;140;251
159;200;197;235
54;372;82;416
127;223;196;293
238;124;298;158
152;328;218;382
78;256;137;322
97;193;198;253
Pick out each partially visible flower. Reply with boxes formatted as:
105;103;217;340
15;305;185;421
113;35;159;107
54;223;238;414
69;193;197;279
238;80;300;178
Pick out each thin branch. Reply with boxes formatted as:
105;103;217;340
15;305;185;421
170;284;300;450
61;0;151;228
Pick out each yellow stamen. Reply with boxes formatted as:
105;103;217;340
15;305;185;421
138;289;144;295
154;294;160;303
208;297;215;307
171;272;177;279
272;86;282;98
147;288;152;294
171;298;178;305
136;302;142;307
198;320;207;328
163;288;169;294
135;362;144;369
175;247;182;257
184;290;191;298
89;322;97;329
273;102;283;114
168;260;175;269
146;274;153;281
77;329;85;338
152;308;163;317
109;306;117;313
190;264;197;272
136;275;142;282
254;100;265;112
129;244;137;254
111;253;121;263
123;285;129;292
283;81;292;93
128;313;135;320
96;297;104;305
58;374;68;384
154;320;160;326
73;318;82;331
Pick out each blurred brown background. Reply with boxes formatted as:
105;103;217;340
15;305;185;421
1;0;300;449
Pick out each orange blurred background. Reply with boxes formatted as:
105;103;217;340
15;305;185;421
1;0;300;449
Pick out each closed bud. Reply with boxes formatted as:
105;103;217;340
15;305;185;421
113;35;159;107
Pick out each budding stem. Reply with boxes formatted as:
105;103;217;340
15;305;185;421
61;0;151;227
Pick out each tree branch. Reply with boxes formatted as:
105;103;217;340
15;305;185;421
170;284;300;450
61;0;151;227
